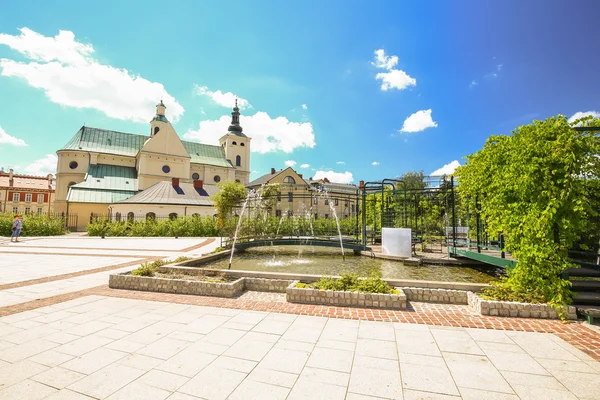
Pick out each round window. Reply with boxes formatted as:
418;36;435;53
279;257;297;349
162;165;170;173
214;175;221;183
69;161;78;169
192;173;200;180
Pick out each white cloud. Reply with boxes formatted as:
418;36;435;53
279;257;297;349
431;160;460;176
400;109;438;133
0;125;27;146
194;84;250;109
336;161;345;165
301;104;307;110
0;28;184;123
568;111;600;123
313;170;354;184
371;161;379;166
184;112;316;153
371;49;416;91
24;154;57;175
469;80;478;88
300;164;310;168
285;160;297;167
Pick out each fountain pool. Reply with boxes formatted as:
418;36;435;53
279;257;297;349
197;246;503;283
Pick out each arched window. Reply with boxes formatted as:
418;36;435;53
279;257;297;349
235;155;241;167
192;173;200;180
232;141;237;145
283;176;296;184
69;161;78;170
146;212;156;221
127;212;134;222
169;213;178;220
235;179;241;183
214;175;221;183
240;142;245;147
154;127;160;135
115;212;121;222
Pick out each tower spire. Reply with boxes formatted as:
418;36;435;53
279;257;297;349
228;99;243;134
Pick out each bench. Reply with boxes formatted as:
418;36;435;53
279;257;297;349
581;308;600;325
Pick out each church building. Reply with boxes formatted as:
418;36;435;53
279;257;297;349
54;101;251;230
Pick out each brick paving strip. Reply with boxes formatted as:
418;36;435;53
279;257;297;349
1;283;599;361
0;238;216;291
0;237;217;253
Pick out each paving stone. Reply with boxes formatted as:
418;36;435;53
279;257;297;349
476;341;525;353
537;357;600;373
1;325;59;345
287;379;347;400
403;389;461;400
178;366;246;400
353;355;399;371
431;329;484;355
28;349;75;367
356;338;398;359
315;339;355;352
156;350;217;377
443;352;513;394
223;337;274;361
0;379;57;400
300;366;350;387
166;331;204;342
31;366;85;389
458;387;518;400
164;393;201;400
0;359;49;389
136;337;190;360
465;328;514;344
135;369;189;392
396;329;441;357
184;340;229;356
55;335;114;356
246;367;299;388
306;346;354;373
43;389;96;399
62;347;128;374
358;320;395;341
210;355;257;373
483;349;549;375
511;385;578;400
508;332;580;361
258;347;310;374
400;361;459;396
274;339;314;352
105;381;171;400
549;368;600;399
228;380;290;400
64;320;114;337
117;353;164;371
252;319;293;335
105;339;146;353
0;338;58;362
44;331;82;345
345;394;386;400
348;365;402;399
181;314;230;335
67;363;146;399
200;327;246;346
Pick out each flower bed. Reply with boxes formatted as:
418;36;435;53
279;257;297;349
286;281;407;309
467;292;577;320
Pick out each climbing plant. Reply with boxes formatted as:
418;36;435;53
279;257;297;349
211;180;247;229
456;114;600;306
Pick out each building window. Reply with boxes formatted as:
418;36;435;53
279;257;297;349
240;142;245;146
12;193;19;202
162;165;170;173
288;210;293;217
192;173;200;180
324;199;329;205
288;192;293;202
277;193;281;202
25;193;32;202
235;155;241;167
154;127;160;135
232;141;237;145
235;179;241;183
12;207;18;214
345;200;349;207
314;213;318;220
127;212;134;222
115;212;122;222
275;210;282;217
169;213;178;220
334;199;339;206
214;175;221;183
313;197;318;205
69;161;78;169
25;207;31;214
146;212;156;221
37;194;44;203
283;176;295;184
324;214;329;219
37;208;43;214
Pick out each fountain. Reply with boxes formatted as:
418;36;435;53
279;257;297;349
318;185;345;261
228;190;254;270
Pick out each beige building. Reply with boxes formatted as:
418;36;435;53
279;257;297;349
247;167;359;219
54;101;251;230
0;169;55;215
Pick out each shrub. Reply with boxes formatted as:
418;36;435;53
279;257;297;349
131;261;157;277
1;213;66;236
309;273;396;294
86;216;219;237
295;282;310;289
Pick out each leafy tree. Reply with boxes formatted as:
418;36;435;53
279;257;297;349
456;115;600;306
212;180;247;229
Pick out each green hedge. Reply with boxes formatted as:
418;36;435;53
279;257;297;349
0;213;67;236
87;215;219;237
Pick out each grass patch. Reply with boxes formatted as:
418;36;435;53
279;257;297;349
296;273;398;294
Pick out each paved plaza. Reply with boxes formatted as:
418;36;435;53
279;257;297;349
0;235;599;399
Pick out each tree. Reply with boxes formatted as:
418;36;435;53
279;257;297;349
212;181;247;229
456;115;600;306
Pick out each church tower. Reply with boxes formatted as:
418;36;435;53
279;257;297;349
219;100;251;184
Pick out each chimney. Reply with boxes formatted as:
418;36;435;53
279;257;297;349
193;179;204;190
171;177;179;187
309;177;313;180
359;180;364;189
324;178;330;183
270;168;276;174
298;174;303;179
9;168;14;187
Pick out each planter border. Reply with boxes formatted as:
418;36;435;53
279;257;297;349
467;291;577;320
286;281;407;309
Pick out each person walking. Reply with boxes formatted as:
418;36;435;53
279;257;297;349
10;215;23;242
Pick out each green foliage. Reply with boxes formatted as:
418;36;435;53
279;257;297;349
456;114;600;306
0;213;66;236
212;181;248;229
131;261;158;276
295;282;310;289
87;215;219;237
171;256;191;263
306;272;397;294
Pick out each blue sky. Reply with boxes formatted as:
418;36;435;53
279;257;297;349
0;0;599;183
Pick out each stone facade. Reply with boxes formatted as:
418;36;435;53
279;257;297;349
401;287;468;305
467;291;577;320
109;273;245;298
244;277;294;293
286;281;407;309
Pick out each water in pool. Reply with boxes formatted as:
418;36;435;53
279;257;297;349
203;246;503;283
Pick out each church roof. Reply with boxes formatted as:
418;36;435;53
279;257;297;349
60;126;233;168
67;164;138;203
115;181;218;206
